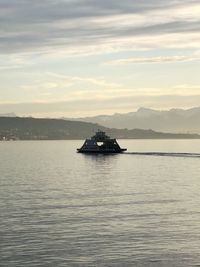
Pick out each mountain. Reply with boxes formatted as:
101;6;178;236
0;117;199;140
72;107;200;133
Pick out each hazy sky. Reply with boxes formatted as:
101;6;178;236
1;0;200;117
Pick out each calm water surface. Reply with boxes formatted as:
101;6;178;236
1;140;200;267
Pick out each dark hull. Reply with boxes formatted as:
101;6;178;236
77;148;127;154
77;131;127;154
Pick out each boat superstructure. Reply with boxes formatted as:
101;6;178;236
77;130;127;153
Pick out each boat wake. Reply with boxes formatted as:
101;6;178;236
125;152;200;158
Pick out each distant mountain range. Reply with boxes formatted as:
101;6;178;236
72;107;200;134
0;117;199;140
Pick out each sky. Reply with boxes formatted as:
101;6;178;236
0;0;200;117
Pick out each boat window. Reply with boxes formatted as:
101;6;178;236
97;142;104;146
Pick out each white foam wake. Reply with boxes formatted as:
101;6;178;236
125;152;200;158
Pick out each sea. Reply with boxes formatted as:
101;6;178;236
1;140;200;267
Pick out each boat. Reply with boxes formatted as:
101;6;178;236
77;130;127;153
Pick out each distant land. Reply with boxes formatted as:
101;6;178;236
0;113;16;117
70;106;200;134
0;117;200;140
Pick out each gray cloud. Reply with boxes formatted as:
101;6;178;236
0;0;190;23
0;0;199;54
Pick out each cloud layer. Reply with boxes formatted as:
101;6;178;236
107;54;200;65
0;0;200;55
0;0;200;117
1;82;200;117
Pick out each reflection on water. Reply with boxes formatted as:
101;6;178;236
0;140;200;267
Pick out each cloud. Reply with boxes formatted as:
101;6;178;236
0;54;35;71
20;72;122;95
1;84;200;117
107;54;200;65
0;0;200;55
1;94;200;118
45;72;121;88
